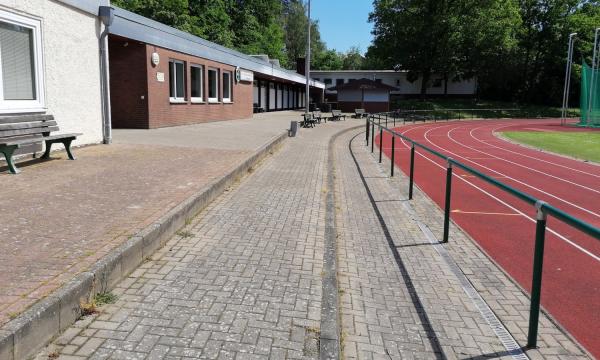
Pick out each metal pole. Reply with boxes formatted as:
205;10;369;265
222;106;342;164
371;122;375;153
304;0;311;114
527;201;548;349
443;159;453;243
378;127;383;163
409;145;415;200
561;33;577;124
391;136;395;177
587;28;600;126
365;117;370;145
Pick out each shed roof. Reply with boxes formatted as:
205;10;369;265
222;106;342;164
328;78;397;91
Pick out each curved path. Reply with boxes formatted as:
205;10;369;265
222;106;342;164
377;118;600;358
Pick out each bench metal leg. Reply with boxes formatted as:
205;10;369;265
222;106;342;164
62;139;76;160
41;140;53;159
1;145;20;174
42;138;76;160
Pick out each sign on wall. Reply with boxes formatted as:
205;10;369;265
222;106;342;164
236;68;253;83
156;72;165;82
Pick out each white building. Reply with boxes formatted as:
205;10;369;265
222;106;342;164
311;70;477;100
0;0;109;146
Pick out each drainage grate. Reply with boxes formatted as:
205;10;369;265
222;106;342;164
404;201;529;360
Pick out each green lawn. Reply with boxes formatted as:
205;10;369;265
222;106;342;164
391;98;580;119
502;131;600;163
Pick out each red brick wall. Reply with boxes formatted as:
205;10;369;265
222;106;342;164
145;45;253;128
109;38;149;128
339;101;389;113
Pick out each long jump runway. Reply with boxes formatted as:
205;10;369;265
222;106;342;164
376;118;600;357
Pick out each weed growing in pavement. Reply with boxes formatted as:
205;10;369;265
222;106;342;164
94;292;118;306
47;351;59;359
176;230;194;238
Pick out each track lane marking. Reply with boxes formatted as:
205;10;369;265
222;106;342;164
469;122;600;179
422;125;600;219
390;130;600;263
452;209;521;216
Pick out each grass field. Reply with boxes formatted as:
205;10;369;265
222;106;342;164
502;131;600;163
391;99;580;119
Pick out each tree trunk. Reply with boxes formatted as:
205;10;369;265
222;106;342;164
420;71;431;99
443;73;449;97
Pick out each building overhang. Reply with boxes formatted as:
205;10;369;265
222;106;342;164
109;7;324;89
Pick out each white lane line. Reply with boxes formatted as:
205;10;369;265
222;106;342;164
470;123;600;179
423;125;600;219
393;132;600;263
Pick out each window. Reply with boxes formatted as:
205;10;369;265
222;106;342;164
396;79;401;86
313;78;320;82
0;10;44;112
336;79;344;86
208;68;218;102
222;71;232;102
324;78;332;85
169;59;185;101
375;79;382;83
190;65;203;102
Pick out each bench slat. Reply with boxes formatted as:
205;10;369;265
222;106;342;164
0;126;59;138
0;120;57;131
0;114;54;124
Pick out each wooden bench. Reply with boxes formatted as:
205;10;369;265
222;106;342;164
331;110;346;121
301;113;316;128
354;108;368;118
312;111;323;124
0;114;81;174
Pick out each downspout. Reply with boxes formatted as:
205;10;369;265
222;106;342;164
98;6;114;144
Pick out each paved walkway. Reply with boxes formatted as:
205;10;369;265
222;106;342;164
36;120;358;359
36;122;589;359
0;111;299;327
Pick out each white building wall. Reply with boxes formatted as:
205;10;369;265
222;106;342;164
315;71;476;96
0;0;104;146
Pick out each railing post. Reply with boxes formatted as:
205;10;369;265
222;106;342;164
378;127;383;163
385;114;388;127
365;117;370;145
391;136;395;177
409;144;415;200
371;122;375;153
527;201;548;349
443;159;453;243
393;113;396;127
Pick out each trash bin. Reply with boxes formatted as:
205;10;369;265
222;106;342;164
289;120;298;137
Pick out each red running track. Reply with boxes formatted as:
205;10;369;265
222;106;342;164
375;118;600;357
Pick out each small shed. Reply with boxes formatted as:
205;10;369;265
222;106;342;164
328;78;397;113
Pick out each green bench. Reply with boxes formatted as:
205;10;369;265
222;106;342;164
331;109;346;121
0;114;81;174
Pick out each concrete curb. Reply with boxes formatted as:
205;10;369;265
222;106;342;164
320;125;363;360
0;131;288;360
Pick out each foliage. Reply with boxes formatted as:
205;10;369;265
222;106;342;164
366;0;600;105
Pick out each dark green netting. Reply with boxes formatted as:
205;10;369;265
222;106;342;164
580;61;600;127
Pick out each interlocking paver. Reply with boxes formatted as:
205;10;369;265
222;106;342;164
38;120;357;359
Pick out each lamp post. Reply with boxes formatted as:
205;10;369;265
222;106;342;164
561;33;577;125
305;0;311;114
587;28;600;126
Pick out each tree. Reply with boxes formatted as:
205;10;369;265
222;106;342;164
342;47;364;70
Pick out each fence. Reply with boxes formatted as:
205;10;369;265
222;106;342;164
364;113;600;349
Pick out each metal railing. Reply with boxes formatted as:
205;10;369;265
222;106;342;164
364;113;600;349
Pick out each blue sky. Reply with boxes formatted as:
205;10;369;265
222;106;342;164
310;0;374;55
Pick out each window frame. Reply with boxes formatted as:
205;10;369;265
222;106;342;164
190;64;203;103
169;59;186;103
0;10;45;113
222;70;232;103
207;68;219;103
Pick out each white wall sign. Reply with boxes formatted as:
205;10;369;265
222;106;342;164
156;72;165;82
239;69;254;83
